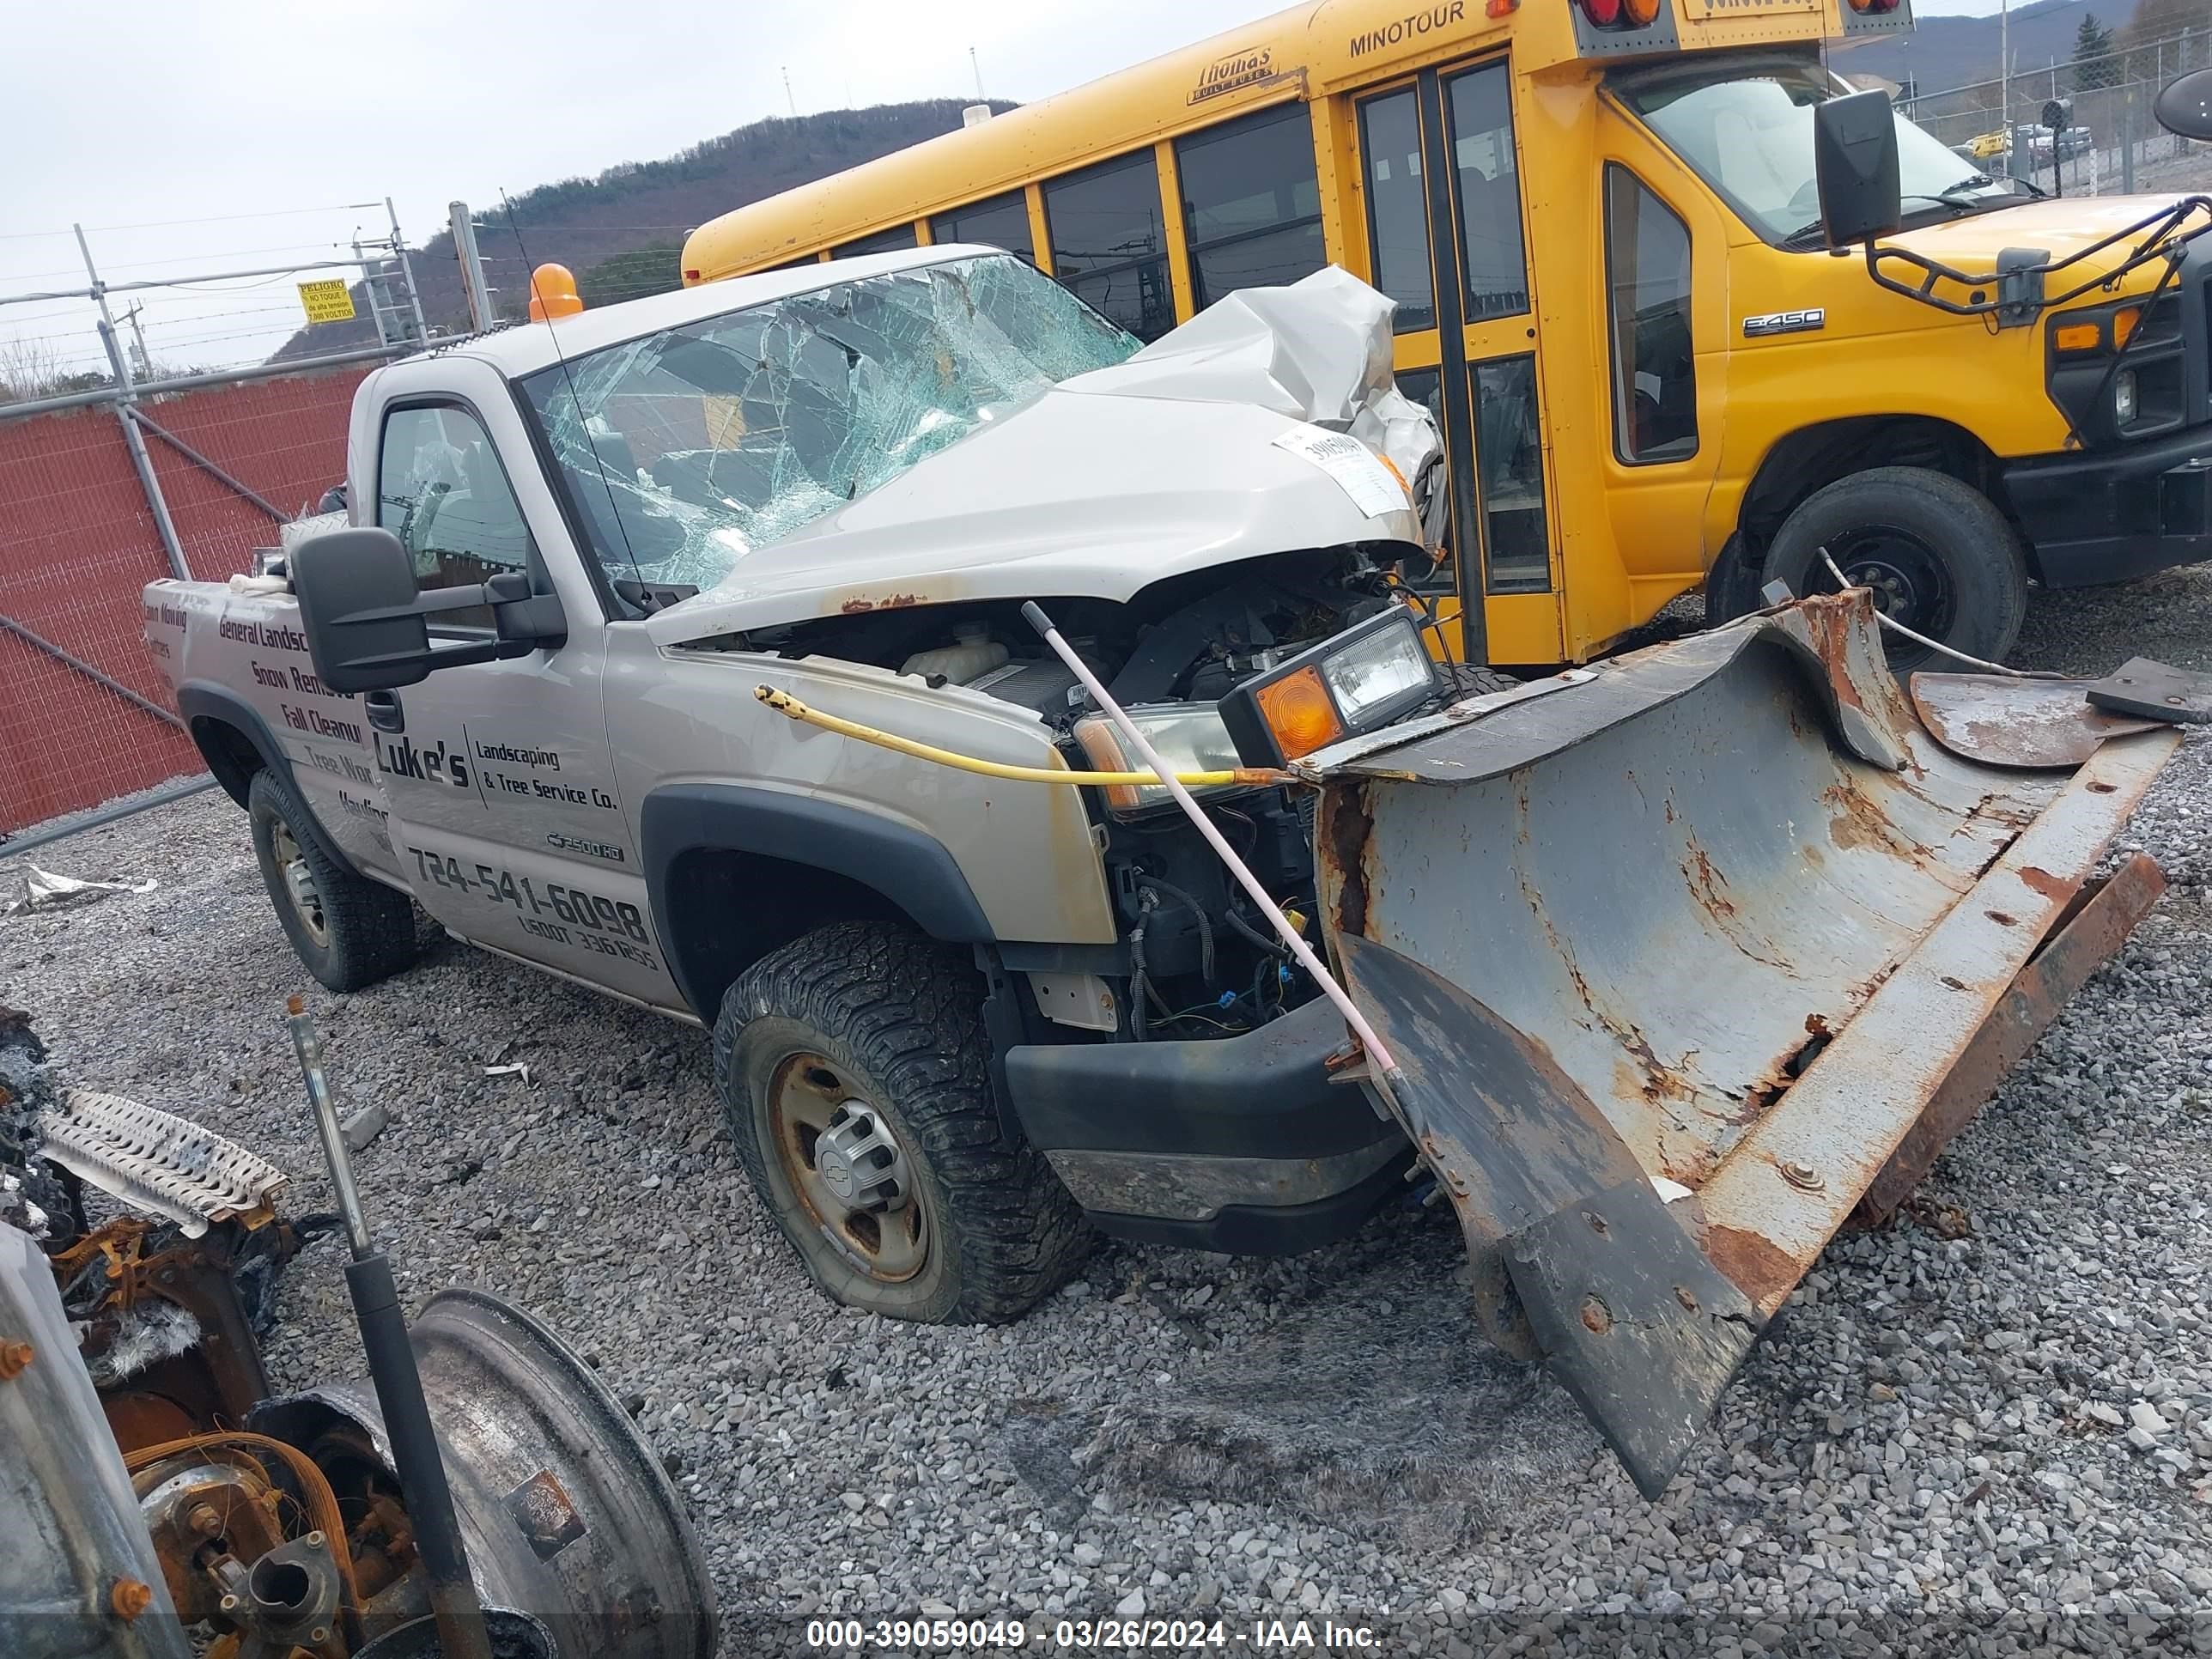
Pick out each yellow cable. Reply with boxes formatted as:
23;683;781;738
754;685;1291;789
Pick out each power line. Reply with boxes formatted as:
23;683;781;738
78;202;386;234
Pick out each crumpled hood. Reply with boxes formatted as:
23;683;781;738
646;268;1435;645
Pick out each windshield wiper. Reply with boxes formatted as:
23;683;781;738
1782;180;2030;248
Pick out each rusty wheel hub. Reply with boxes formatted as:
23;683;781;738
768;1053;927;1283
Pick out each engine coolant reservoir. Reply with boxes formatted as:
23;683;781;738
901;623;1010;685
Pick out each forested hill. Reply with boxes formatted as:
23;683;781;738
272;98;1014;361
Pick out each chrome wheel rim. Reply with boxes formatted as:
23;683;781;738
271;819;330;947
767;1052;928;1283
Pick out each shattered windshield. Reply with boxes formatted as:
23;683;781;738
519;253;1139;592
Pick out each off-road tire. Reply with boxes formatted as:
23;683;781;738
714;921;1091;1324
1760;466;2028;671
246;768;418;993
1437;663;1522;699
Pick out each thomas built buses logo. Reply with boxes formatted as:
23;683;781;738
1189;46;1279;104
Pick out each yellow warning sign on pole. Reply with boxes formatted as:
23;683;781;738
297;279;357;325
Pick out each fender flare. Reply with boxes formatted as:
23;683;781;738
638;781;996;1019
176;680;364;878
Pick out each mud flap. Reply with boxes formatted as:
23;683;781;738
1313;592;2179;1498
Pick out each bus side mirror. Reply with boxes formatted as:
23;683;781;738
2154;69;2212;141
1814;90;1902;250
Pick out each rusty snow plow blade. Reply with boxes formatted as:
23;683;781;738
1305;591;2177;1498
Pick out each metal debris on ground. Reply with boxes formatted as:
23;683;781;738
38;1089;288;1237
2084;656;2212;723
0;865;159;915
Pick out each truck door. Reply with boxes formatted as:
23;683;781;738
362;374;683;1012
1355;57;1562;665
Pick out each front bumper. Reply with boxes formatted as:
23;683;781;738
1003;998;1412;1255
2005;422;2212;587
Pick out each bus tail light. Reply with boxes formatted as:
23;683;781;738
1577;0;1662;29
1847;0;1901;12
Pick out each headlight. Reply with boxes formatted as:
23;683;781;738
1322;619;1435;722
1218;606;1441;767
1072;704;1246;817
2112;368;2138;427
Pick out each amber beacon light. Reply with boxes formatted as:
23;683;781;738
527;263;586;320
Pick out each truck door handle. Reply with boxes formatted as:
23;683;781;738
364;690;404;732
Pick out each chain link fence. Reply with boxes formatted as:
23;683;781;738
1900;28;2212;199
0;208;434;837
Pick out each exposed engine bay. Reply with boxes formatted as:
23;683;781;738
730;547;1479;1043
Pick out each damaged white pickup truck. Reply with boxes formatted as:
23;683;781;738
148;247;2184;1497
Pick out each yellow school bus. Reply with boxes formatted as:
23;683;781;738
682;0;2212;669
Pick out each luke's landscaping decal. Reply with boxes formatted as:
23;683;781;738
374;727;622;815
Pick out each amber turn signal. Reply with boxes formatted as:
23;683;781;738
1252;665;1346;762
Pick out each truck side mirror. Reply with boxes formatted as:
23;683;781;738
291;526;564;694
2154;69;2212;141
1814;90;1902;250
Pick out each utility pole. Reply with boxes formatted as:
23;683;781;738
970;46;985;101
2000;0;2011;145
387;198;428;345
449;201;494;333
75;224;189;581
119;301;153;380
783;66;798;118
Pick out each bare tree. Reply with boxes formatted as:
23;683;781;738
0;331;67;404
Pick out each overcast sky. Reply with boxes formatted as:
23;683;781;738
0;0;1995;378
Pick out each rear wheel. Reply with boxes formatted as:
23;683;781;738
1759;466;2027;672
247;769;418;992
714;921;1090;1323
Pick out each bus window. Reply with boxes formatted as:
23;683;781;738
1044;152;1176;340
836;224;920;258
1175;103;1326;308
1444;64;1528;319
933;191;1036;263
1474;356;1550;592
1358;88;1435;335
1604;166;1698;465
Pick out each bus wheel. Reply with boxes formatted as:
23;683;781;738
1761;466;2027;672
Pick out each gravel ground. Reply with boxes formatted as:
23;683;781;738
4;571;2210;1656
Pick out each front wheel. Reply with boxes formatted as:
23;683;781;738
713;921;1090;1323
1760;466;2027;672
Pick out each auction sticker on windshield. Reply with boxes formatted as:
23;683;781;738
1270;423;1408;517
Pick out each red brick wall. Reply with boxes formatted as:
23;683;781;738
0;366;370;835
